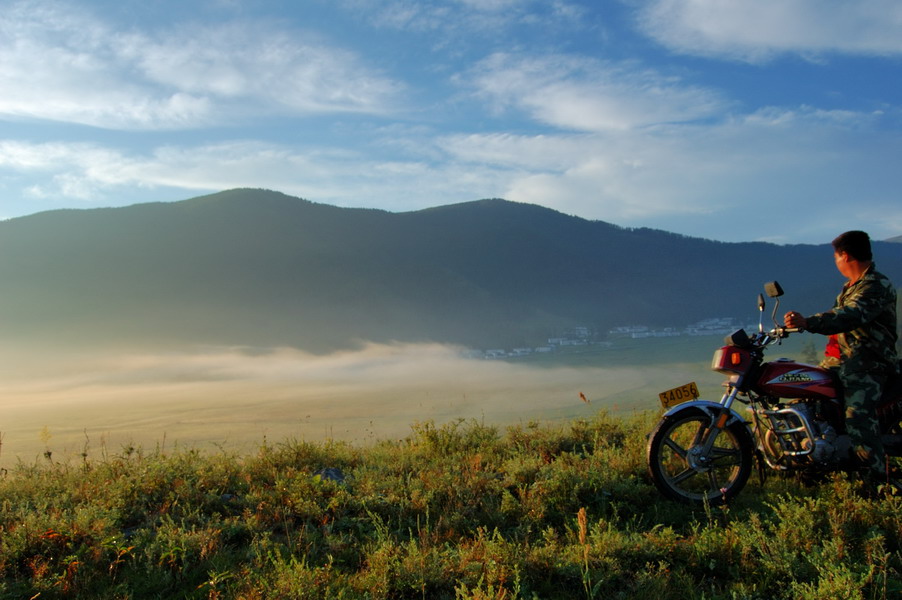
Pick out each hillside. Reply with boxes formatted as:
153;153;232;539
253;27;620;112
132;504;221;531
2;188;901;352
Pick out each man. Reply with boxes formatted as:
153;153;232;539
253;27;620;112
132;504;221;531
784;231;898;485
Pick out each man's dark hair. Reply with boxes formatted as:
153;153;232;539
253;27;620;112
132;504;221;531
832;230;872;262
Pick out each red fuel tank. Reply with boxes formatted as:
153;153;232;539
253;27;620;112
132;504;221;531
755;358;838;400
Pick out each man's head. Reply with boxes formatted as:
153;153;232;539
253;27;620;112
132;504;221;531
832;230;872;281
832;230;872;262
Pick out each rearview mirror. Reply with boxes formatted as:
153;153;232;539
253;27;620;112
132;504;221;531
764;281;784;298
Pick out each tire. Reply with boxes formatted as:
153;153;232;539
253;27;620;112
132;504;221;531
647;407;754;506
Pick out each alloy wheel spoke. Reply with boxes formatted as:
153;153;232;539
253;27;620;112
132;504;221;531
707;470;722;492
663;436;688;460
670;468;699;485
708;447;740;466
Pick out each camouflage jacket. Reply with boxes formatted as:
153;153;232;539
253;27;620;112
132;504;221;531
805;263;898;376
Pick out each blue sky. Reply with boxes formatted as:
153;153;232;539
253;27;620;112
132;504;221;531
1;0;901;244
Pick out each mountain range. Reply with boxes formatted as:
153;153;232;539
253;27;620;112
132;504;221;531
2;188;901;352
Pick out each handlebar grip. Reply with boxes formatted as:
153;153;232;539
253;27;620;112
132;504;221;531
768;326;802;337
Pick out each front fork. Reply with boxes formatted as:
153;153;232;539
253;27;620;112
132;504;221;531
693;386;743;466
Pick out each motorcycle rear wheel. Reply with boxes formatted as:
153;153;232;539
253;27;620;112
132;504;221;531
647;407;754;506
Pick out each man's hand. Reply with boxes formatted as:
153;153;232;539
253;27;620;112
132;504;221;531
784;311;808;329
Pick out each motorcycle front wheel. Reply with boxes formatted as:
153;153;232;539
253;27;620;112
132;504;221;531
647;407;754;506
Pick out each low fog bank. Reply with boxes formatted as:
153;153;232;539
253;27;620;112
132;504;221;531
0;341;709;466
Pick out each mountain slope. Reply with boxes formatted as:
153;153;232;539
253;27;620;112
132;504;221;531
2;189;901;352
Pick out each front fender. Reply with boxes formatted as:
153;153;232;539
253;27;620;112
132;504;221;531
662;400;746;427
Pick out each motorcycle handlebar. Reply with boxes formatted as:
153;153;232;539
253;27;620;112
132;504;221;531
766;326;803;338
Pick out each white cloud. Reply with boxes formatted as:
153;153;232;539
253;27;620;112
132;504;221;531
464;53;726;131
637;0;902;61
0;1;402;130
333;0;585;36
455;0;525;11
0;137;504;212
368;1;452;31
436;105;902;242
440;129;732;220
127;23;403;116
0;140;152;200
0;3;213;129
4;97;901;241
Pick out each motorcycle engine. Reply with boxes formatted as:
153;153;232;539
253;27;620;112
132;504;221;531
795;404;848;465
807;421;838;463
760;401;853;468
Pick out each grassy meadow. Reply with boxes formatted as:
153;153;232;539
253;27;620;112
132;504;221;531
2;410;900;599
6;332;894;599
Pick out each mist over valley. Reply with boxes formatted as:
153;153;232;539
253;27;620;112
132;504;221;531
2;189;900;464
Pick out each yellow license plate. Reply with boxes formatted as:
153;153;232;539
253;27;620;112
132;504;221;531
659;382;699;408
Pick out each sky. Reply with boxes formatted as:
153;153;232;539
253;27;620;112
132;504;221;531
1;0;901;244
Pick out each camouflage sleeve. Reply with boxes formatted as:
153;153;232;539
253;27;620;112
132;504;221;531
805;278;892;335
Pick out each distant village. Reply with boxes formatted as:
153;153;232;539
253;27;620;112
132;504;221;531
469;317;757;359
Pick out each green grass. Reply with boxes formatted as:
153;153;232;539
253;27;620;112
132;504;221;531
1;410;900;599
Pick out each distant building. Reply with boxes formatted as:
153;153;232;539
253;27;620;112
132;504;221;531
684;317;738;336
609;325;649;336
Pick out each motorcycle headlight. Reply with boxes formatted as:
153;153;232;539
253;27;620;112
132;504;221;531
712;345;752;374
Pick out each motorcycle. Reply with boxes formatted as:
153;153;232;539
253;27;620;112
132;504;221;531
646;281;902;505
